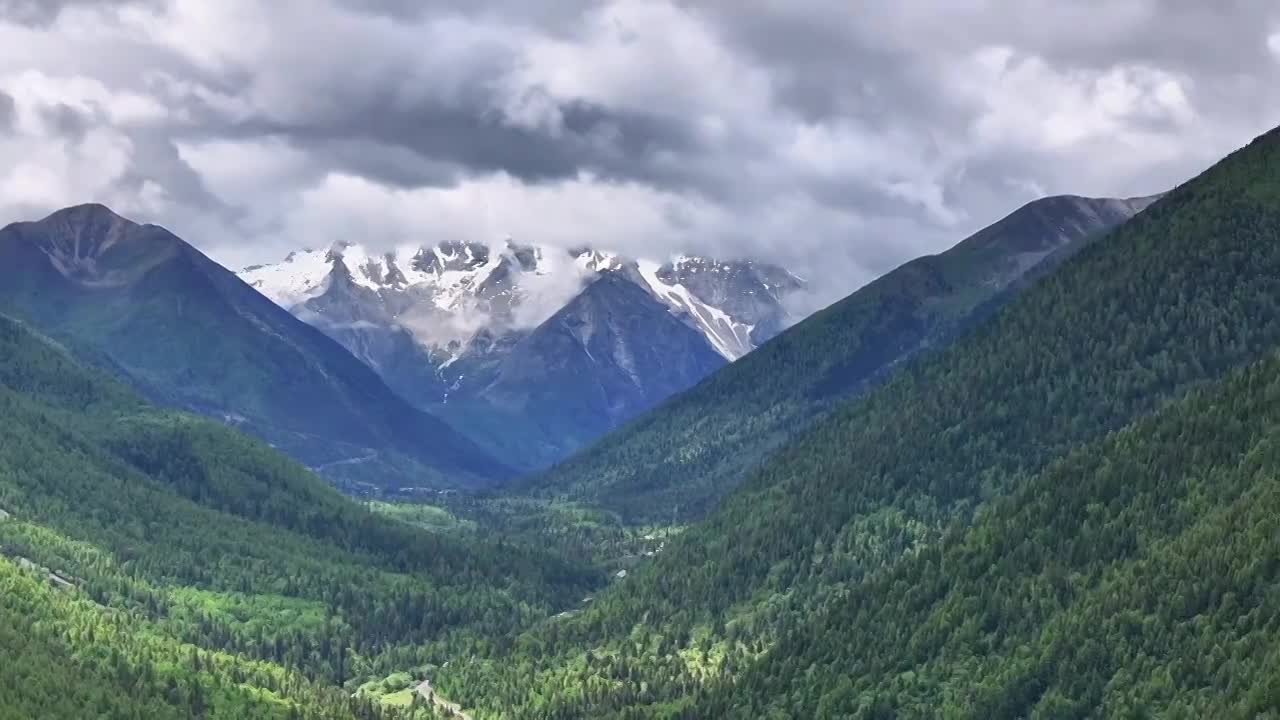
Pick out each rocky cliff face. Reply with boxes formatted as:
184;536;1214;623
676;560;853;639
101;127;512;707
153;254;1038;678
470;272;729;454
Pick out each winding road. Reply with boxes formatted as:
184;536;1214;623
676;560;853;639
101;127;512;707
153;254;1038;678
312;451;377;473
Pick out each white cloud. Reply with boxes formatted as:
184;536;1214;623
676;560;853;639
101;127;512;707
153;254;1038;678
273;171;729;260
0;0;1279;316
123;0;525;127
2;69;167;130
511;0;774;124
961;47;1195;152
0;66;152;215
176;138;315;204
0;128;134;209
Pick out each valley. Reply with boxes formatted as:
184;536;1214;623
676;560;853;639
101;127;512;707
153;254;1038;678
511;194;1156;523
390;126;1280;717
1;9;1278;717
0;139;1272;715
0;136;1270;714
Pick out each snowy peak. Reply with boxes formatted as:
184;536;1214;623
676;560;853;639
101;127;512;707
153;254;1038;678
571;248;625;273
345;247;408;289
240;241;804;363
634;259;750;360
241;247;339;305
237;238;805;469
412;241;491;275
638;257;804;360
483;270;728;431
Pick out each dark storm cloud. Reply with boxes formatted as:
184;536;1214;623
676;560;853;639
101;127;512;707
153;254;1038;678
116;2;708;197
682;0;1280;144
0;0;155;25
240;98;704;190
0;0;1277;305
689;0;1280;83
0;91;13;131
337;0;598;29
122;132;231;212
676;2;925;125
41;102;91;139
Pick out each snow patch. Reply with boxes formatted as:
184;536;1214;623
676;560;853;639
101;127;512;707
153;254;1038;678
635;259;755;360
239;247;333;307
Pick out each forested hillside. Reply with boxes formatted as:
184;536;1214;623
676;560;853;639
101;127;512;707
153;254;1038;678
0;204;510;492
431;127;1280;717
5;4;1272;719
521;194;1151;522
697;347;1280;718
0;314;597;718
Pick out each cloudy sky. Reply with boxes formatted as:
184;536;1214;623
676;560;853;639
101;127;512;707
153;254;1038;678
0;0;1278;307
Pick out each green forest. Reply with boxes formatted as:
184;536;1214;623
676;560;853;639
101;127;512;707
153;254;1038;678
413;127;1280;717
514;195;1141;523
0;314;596;718
7;120;1280;719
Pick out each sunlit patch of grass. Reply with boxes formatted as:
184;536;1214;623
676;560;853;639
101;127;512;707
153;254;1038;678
380;688;417;707
368;501;476;533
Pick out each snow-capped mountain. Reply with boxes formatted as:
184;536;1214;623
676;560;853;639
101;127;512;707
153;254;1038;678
242;242;800;363
240;241;804;468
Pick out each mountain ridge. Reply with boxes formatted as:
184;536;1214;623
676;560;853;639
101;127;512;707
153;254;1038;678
241;235;807;468
241;240;804;368
439;272;729;463
431;126;1280;720
515;192;1156;521
0;203;512;491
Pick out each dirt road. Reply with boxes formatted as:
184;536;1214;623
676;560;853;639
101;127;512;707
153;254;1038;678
415;679;474;720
